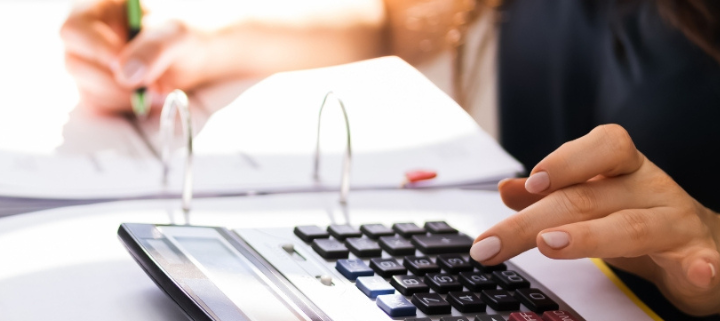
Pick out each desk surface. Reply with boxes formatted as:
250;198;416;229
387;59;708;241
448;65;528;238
0;189;652;321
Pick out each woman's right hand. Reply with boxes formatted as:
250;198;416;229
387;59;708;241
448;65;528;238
60;0;209;114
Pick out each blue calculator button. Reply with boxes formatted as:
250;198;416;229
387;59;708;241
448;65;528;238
335;259;373;280
376;294;416;317
356;276;395;298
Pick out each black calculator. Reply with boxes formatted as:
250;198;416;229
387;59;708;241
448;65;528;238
118;221;584;321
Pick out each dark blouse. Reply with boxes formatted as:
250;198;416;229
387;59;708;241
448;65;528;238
497;1;720;320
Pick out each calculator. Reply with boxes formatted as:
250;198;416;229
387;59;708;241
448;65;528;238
118;221;584;321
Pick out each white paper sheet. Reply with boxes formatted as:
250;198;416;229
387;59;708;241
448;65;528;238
0;57;523;199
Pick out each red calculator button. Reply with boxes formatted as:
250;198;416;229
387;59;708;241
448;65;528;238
542;310;580;321
509;312;542;321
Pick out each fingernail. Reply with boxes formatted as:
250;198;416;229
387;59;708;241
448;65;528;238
525;171;550;193
122;59;146;84
710;263;716;279
470;236;501;262
541;231;570;249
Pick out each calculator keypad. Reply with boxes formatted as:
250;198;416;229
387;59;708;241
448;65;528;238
294;221;579;320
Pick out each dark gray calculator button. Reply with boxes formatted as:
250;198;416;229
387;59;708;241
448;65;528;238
403;256;440;275
379;236;416;256
492;270;530;290
440;317;469;321
392;223;427;238
474;316;506;321
481;290;520;311
405;318;432;321
370;258;407;278
360;224;395;239
447;291;486;313
411;293;451;315
345;237;382;257
425;273;463;293
437;254;472;273
391;275;429;295
470;260;507;272
327;224;362;241
311;239;349;259
459;272;497;291
513;288;559;313
411;234;473;254
424;221;458;234
293;225;330;242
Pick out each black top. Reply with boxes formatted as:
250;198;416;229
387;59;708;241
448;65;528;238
497;1;720;320
498;0;720;213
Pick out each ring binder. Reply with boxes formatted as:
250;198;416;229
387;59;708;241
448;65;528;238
159;90;193;217
313;92;352;205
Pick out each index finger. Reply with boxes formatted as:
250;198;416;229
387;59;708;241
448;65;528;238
524;124;645;194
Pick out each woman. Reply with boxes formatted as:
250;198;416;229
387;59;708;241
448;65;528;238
61;0;720;318
470;1;720;319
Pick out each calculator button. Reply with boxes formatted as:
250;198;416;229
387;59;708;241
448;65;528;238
405;318;432;321
481;290;520;311
471;260;507;272
474;316;506;321
403;256;440;275
335;259;373;280
437;254;473;273
459;272;497;291
514;288;559;313
440;317;469;321
424;221;458;234
411;293;452;315
392;223;427;238
390;275;430;295
360;224;395;239
293;225;330;242
311;239;349;259
370;258;407;278
425;273;463;293
508;312;542;321
345;237;382;257
356;276;395;298
492;270;530;290
447;291;486;313
379;236;416;255
411;234;473;254
327;224;362;241
541;310;580;321
377;294;417;317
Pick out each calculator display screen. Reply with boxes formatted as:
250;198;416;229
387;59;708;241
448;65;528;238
159;227;309;321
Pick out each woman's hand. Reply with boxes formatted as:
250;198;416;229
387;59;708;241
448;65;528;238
60;0;209;113
471;124;720;316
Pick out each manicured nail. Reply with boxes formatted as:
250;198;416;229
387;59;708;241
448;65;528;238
710;263;716;279
470;236;501;262
525;171;550;193
122;59;146;84
541;231;570;249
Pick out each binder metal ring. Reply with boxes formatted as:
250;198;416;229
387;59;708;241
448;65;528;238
160;90;193;215
313;92;352;205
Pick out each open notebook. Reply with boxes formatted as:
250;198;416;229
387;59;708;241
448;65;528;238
0;57;522;200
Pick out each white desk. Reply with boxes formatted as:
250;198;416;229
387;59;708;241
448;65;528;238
0;189;651;321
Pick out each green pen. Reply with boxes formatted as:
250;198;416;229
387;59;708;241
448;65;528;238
126;0;150;118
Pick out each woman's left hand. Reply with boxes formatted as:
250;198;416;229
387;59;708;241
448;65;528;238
470;124;720;316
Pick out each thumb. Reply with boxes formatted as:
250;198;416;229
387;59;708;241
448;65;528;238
112;21;191;88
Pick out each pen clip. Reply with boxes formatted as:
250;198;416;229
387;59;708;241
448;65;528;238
313;92;352;205
160;90;193;216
